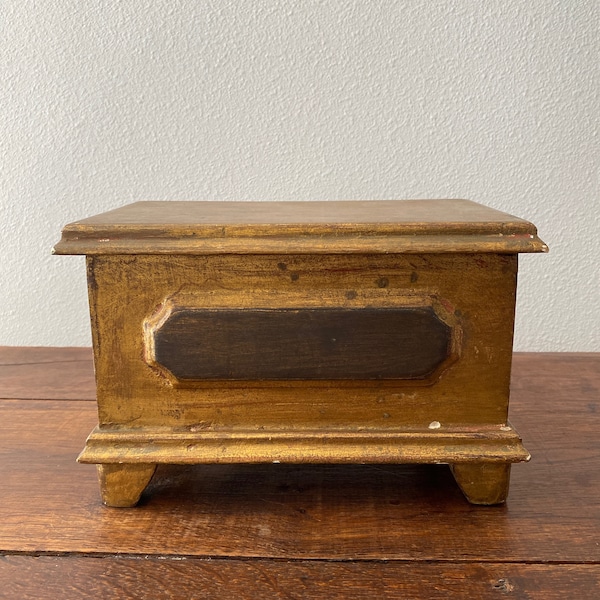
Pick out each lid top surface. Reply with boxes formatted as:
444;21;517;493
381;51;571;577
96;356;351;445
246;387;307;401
66;199;532;231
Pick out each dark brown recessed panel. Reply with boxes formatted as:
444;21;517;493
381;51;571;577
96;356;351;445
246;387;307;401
149;307;452;381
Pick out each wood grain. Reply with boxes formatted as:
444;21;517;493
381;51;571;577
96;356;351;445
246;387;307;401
55;199;538;230
0;349;599;597
152;306;452;381
0;346;95;400
0;557;597;600
0;354;599;562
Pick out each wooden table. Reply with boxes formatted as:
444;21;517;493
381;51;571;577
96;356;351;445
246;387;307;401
1;348;599;598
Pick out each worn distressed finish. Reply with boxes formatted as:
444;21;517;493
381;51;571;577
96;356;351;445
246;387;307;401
54;200;547;506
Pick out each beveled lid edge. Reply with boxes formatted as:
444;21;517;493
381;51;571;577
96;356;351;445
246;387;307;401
53;232;548;255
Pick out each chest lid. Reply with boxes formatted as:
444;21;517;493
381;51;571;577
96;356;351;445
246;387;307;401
53;199;547;255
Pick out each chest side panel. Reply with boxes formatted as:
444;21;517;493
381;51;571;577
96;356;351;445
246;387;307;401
87;253;517;430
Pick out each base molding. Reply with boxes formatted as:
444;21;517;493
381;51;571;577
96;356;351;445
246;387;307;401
80;425;528;506
78;424;530;466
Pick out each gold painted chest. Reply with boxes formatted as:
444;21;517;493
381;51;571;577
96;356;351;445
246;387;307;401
54;200;547;506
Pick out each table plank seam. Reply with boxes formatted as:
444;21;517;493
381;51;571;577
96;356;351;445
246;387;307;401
2;551;600;566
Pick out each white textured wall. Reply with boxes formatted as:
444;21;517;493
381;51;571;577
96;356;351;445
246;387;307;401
1;1;598;350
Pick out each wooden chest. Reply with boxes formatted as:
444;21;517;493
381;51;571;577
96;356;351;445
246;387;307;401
54;200;547;506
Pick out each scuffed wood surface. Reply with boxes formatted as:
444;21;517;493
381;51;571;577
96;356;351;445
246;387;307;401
0;349;598;596
0;346;95;400
0;556;598;600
